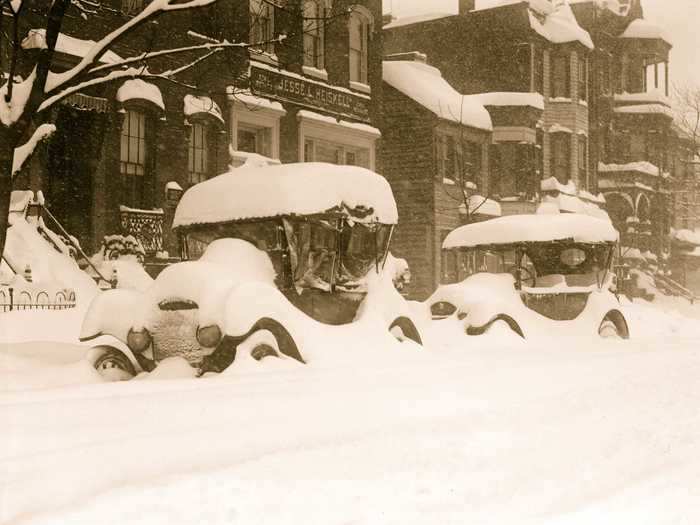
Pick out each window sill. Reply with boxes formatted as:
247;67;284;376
302;66;328;81
249;51;279;66
349;81;371;94
578;99;588;107
549;97;572;103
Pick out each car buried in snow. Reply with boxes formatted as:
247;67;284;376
80;162;424;379
427;213;630;339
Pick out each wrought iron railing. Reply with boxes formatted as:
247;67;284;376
0;287;77;313
119;206;164;256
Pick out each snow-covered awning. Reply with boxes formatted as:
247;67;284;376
298;110;381;138
173;162;398;228
21;29;122;63
443;213;619;250
116;80;164;111
614;104;674;119
382;61;492;131
184;94;224;125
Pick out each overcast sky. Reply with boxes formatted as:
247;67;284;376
383;0;700;89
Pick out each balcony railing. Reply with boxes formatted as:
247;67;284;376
119;205;164;256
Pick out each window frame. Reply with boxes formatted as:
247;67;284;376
550;52;570;99
303;0;326;71
187;121;213;186
577;134;587;183
348;7;372;85
577;53;588;102
249;0;275;55
119;108;153;209
550;132;571;183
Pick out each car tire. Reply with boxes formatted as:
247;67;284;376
388;316;423;345
92;346;137;381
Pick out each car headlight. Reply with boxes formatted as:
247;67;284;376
127;328;152;353
196;324;222;348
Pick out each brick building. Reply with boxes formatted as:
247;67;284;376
381;54;493;298
9;0;382;266
570;0;678;258
384;0;597;217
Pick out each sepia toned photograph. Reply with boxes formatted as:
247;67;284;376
1;0;699;523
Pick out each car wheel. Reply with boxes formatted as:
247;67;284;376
599;310;630;339
389;316;423;345
92;346;136;381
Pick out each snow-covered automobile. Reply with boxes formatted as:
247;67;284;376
80;163;424;378
427;213;630;339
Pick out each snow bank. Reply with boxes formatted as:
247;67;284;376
382;61;493;131
443;213;618;249
173;162;399;227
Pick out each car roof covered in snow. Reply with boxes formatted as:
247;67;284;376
173;162;399;228
443;213;619;250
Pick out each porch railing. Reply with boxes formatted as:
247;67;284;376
119;206;164;256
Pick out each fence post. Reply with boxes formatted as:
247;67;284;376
8;287;13;311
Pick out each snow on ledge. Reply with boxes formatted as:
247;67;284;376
548;123;573;134
383;61;492;131
116;80;164;111
459;195;502;217
443;213;618;249
614;104;674;119
598;161;660;177
621;18;671;44
21;29;122;64
383;12;453;29
228;89;286;114
173;162;399;228
474;92;545;110
297;110;381;137
183;95;224;124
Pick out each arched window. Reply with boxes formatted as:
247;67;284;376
348;7;371;85
303;0;325;70
188;122;211;185
120;109;152;208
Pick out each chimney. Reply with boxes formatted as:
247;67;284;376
383;51;428;64
459;0;475;14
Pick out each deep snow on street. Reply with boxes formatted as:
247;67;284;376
2;299;700;525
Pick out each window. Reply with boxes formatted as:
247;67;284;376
436;132;480;184
578;135;587;182
348;9;370;84
304;137;370;168
121;0;142;15
250;0;274;55
578;54;587;101
533;47;544;95
550;133;570;183
120;109;151;208
237;123;271;156
303;1;325;70
464;141;481;184
188;122;210;185
550;53;570;98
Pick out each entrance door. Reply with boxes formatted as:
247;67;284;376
46;107;105;253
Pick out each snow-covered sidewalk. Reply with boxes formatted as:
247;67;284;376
1;299;700;524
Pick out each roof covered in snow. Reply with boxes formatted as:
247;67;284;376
598;161;661;176
383;61;492;131
528;3;594;49
173;163;399;228
383;12;454;29
620;18;671;44
443;213;618;249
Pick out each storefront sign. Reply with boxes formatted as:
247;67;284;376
250;66;370;122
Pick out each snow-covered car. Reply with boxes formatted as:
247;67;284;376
427;213;630;339
80;163;424;378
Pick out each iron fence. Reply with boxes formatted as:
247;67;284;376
0;287;77;313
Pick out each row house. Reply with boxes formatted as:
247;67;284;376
380;53;493;298
8;0;382;270
384;0;597;218
570;0;676;258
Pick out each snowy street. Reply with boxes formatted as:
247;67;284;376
2;299;700;525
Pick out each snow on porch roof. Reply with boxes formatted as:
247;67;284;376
621;18;672;45
21;29;122;64
443;213;618;249
116;79;164;111
382;61;492;131
173;162;399;228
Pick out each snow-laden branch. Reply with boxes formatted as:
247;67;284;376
12;122;55;176
45;0;219;94
0;69;36;126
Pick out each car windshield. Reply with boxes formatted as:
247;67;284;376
183;221;282;260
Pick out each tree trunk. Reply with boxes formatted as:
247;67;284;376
0;134;16;262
